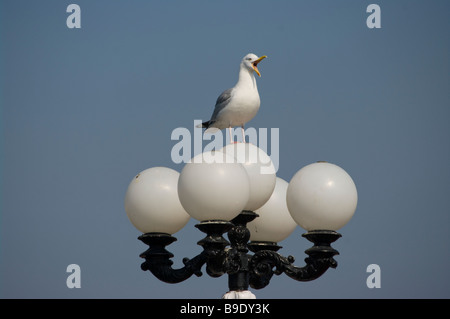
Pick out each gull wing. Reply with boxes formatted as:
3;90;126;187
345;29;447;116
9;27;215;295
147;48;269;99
209;88;234;122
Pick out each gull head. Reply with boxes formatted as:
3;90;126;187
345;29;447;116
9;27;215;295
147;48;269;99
241;53;267;77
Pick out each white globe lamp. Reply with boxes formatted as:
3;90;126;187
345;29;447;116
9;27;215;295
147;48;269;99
125;167;190;234
220;143;276;212
286;162;357;231
248;177;297;243
177;151;250;222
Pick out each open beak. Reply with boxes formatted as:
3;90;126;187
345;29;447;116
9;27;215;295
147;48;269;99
252;55;267;77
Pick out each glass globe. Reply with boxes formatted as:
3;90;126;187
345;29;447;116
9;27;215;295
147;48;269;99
177;151;250;221
124;167;190;234
248;177;297;243
220;143;276;211
286;162;357;231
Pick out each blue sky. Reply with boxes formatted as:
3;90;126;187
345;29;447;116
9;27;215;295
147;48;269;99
1;0;449;298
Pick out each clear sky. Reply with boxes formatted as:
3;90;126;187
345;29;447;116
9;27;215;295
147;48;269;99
1;0;449;298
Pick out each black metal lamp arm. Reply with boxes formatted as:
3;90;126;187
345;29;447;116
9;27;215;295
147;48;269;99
138;233;207;284
249;230;341;289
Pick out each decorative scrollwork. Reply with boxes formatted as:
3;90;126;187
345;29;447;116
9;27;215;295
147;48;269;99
228;225;250;251
248;231;341;288
223;247;242;274
249;250;295;289
282;255;338;282
137;213;343;293
139;233;208;284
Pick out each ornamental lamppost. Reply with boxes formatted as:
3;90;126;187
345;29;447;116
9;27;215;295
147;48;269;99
124;143;357;299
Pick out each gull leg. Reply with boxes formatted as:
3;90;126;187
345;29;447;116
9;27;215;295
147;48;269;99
228;126;233;144
241;125;246;143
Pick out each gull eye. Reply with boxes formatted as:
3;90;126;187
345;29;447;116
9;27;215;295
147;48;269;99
246;57;252;61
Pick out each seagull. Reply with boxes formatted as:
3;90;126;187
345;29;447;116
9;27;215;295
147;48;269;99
197;53;267;143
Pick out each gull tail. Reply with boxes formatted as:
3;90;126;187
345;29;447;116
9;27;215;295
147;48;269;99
196;121;210;128
196;120;219;133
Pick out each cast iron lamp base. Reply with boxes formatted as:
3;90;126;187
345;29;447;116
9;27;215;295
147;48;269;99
138;211;341;294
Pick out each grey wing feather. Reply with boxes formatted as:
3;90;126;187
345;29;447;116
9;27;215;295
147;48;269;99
209;88;234;122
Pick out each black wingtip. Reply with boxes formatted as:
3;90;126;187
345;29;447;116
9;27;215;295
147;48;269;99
196;120;216;129
196;121;208;129
201;121;213;128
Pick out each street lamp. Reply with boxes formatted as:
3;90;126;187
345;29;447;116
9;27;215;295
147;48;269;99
124;144;357;298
